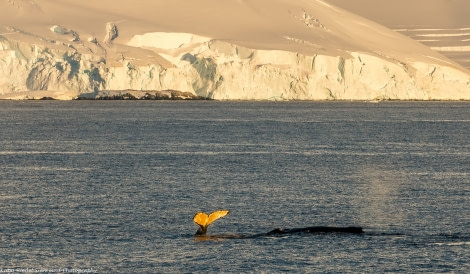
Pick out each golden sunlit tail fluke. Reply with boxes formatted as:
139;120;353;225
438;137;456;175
193;210;230;235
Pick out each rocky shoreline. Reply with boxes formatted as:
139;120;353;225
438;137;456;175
75;89;211;100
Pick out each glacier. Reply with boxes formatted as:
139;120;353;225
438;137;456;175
1;0;470;100
1;30;470;100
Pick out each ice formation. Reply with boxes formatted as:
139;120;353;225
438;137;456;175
0;0;469;100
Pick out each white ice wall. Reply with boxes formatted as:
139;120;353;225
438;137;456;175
1;35;469;100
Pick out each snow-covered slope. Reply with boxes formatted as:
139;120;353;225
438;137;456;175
328;0;470;70
0;0;469;100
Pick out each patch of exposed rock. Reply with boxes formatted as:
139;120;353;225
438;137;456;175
103;23;118;46
76;89;211;100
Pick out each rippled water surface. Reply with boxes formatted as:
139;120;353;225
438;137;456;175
0;101;469;272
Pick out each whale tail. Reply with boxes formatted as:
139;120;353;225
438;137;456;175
193;210;230;235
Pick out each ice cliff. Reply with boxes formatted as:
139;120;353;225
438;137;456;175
1;29;470;100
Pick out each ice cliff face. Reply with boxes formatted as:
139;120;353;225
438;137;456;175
0;32;105;99
1;31;469;100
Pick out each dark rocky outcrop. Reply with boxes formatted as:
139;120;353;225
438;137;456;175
76;89;211;100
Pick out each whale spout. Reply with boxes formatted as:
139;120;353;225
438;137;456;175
193;210;230;236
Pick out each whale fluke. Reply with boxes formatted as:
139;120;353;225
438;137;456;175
193;210;230;236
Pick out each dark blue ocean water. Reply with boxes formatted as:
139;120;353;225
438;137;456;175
0;101;469;273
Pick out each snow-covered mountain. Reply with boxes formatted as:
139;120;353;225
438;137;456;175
1;0;469;100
